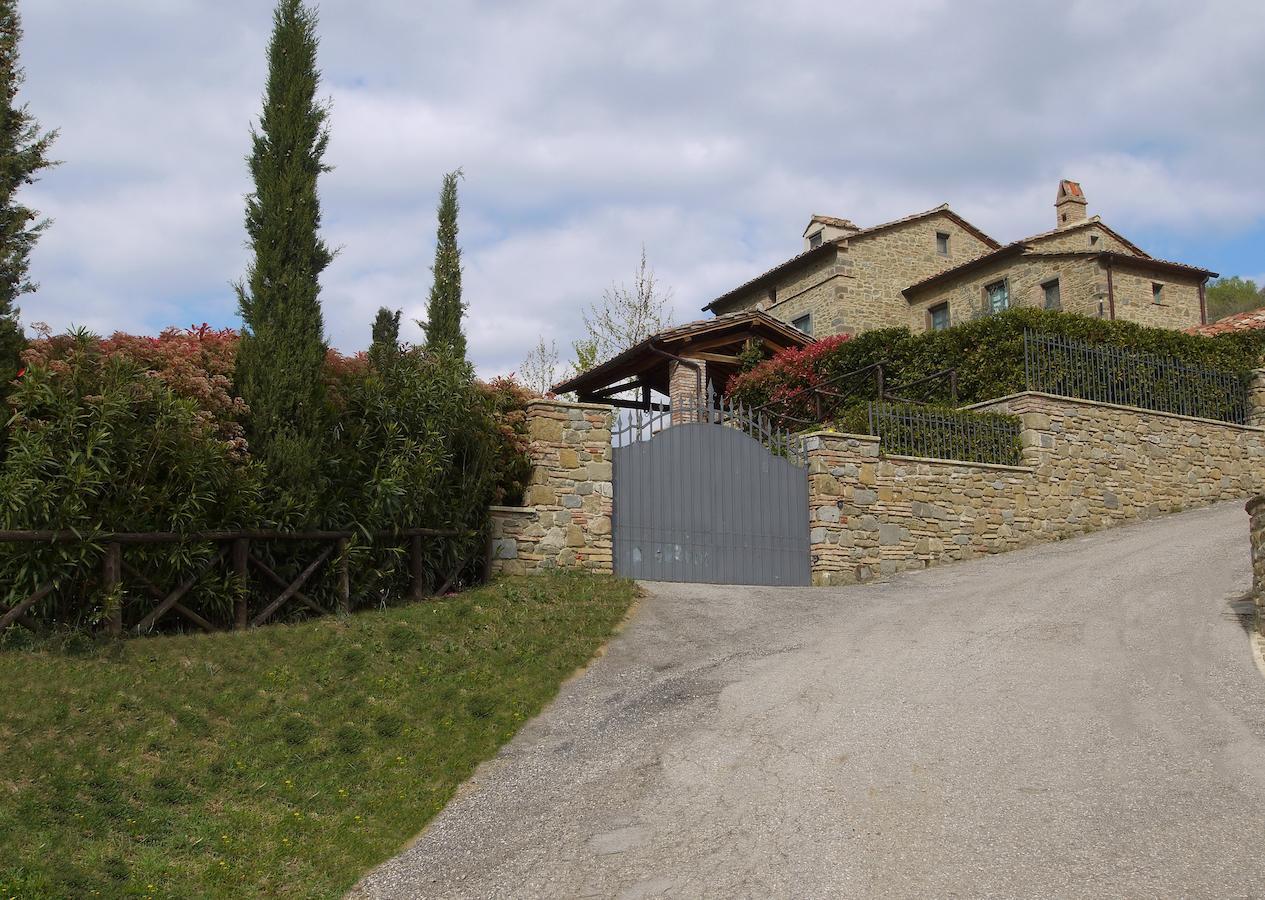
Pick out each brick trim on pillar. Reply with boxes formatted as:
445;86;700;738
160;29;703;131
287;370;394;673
669;358;707;424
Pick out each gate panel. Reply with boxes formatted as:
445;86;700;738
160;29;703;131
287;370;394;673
613;422;810;586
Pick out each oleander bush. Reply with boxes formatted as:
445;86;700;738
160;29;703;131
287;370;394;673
0;326;533;630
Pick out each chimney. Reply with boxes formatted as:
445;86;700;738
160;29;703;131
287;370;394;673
803;214;859;250
1055;180;1087;228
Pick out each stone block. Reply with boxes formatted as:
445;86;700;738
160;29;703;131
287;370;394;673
491;538;518;560
529;417;564;442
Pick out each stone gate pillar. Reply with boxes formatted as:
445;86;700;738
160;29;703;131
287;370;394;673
488;399;614;576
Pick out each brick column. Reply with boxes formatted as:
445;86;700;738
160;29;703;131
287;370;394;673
669;358;707;424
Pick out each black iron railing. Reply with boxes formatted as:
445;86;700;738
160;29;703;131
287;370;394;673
867;402;1023;466
1023;331;1249;424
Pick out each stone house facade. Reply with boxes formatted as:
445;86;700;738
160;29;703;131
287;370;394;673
705;181;1215;338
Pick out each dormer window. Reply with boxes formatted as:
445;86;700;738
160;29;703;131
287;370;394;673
936;232;950;256
808;231;823;249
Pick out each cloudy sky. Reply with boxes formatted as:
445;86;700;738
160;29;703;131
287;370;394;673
18;0;1265;377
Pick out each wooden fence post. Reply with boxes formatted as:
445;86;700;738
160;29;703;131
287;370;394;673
335;537;350;614
104;542;122;636
409;533;425;601
232;537;249;629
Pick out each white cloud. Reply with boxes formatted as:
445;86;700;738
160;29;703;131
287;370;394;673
14;0;1265;377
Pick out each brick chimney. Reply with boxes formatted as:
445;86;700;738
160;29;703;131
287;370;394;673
1055;180;1087;228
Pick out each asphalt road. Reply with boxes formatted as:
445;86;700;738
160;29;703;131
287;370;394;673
351;501;1265;899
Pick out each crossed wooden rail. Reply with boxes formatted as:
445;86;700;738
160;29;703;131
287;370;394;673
0;527;465;636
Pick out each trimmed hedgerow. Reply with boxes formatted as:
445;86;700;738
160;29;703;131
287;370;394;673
727;308;1263;421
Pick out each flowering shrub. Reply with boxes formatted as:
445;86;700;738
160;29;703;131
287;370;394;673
0;327;535;630
479;375;536;506
0;328;262;626
24;323;249;455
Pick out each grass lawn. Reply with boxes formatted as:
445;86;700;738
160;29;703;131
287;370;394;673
0;572;638;899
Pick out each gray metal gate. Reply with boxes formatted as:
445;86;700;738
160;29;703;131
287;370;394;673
613;401;810;586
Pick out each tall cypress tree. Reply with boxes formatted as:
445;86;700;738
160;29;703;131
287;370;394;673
234;0;333;509
0;0;57;387
369;306;401;368
421;170;466;359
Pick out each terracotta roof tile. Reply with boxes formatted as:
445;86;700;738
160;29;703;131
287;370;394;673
1186;308;1265;336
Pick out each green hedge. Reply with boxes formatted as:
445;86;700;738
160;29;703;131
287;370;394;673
728;308;1263;419
829;401;1023;466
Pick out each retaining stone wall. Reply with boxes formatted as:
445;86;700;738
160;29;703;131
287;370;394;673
1247;496;1265;632
807;392;1265;585
487;399;613;576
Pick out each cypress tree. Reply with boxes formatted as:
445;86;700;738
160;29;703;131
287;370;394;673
0;0;57;387
369;306;401;367
234;0;333;509
421;170;466;359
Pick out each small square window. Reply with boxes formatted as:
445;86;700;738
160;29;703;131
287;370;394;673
1042;279;1061;310
984;279;1010;314
808;231;823;249
929;302;950;331
791;313;812;335
1152;282;1164;304
935;232;950;256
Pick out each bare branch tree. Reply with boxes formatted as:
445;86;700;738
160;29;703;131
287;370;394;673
579;245;674;364
518;336;561;395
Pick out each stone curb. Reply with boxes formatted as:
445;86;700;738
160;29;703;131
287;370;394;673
1252;632;1265;683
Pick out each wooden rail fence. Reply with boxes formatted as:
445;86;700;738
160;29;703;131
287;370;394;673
0;527;466;636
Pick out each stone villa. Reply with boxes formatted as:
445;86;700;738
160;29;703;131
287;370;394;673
705;180;1215;337
554;180;1217;410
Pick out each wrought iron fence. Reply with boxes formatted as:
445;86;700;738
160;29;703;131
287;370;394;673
613;396;806;466
867;402;1023;466
1023;331;1249;424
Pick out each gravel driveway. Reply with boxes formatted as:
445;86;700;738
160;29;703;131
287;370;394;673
352;500;1265;899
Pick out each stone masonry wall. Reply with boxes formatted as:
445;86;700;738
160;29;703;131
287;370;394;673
1247;495;1265;632
907;255;1105;331
842;212;995;334
713;212;994;339
488;399;614;576
1108;265;1204;331
1025;223;1137;255
807;392;1265;585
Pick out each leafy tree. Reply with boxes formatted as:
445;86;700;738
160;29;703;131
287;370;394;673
1206;276;1265;322
421;169;466;359
369;306;401;367
233;0;333;517
0;0;58;388
577;244;673;364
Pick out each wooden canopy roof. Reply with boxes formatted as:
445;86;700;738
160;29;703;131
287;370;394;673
552;310;812;407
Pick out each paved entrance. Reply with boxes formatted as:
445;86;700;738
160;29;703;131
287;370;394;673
353;501;1265;899
612;405;810;586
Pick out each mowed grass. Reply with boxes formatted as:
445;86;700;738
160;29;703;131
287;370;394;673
0;573;638;899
